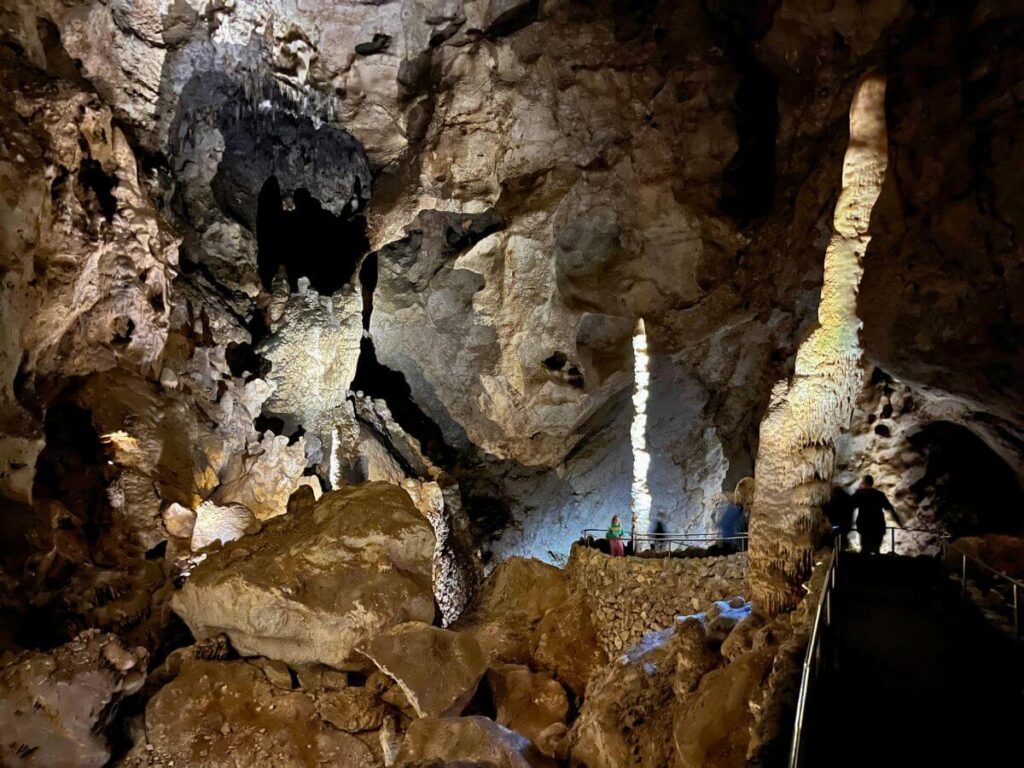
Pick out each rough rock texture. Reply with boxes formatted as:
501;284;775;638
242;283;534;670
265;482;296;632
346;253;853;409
0;630;147;768
533;592;606;700
397;715;557;768
749;73;889;616
456;555;607;702
172;483;435;669
1;2;1024;765
568;544;749;654
948;535;1024;580
126;658;377;768
569;556;826;768
361;621;487;719
570;616;719;768
456;557;569;661
487;664;569;749
258;283;363;454
834;367;1024;553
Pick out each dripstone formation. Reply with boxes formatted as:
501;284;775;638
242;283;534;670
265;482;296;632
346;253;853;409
1;1;1022;766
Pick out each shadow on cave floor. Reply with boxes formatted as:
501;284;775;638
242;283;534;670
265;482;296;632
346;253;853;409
800;553;1023;767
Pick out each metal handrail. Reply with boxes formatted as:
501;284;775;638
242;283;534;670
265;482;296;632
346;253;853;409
946;541;1024;643
790;526;1023;766
788;533;840;768
580;529;749;553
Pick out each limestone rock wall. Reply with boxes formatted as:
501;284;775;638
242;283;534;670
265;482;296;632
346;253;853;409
566;545;748;655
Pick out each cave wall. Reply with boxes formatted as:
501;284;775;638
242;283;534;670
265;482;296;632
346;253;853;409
0;0;1022;579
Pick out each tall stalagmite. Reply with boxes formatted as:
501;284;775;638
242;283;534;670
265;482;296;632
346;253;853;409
749;73;889;616
630;319;652;544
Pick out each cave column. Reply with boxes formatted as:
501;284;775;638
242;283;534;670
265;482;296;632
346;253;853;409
631;318;652;547
749;72;889;616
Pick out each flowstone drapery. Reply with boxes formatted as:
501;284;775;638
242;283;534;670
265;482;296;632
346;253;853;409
749;73;889;616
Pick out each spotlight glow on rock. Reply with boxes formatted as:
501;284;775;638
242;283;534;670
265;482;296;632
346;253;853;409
631;318;652;546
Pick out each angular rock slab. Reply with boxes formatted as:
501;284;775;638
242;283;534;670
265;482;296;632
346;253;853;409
533;593;607;698
141;659;376;768
457;557;569;665
396;716;557;768
487;664;569;746
0;630;147;768
172;482;435;669
361;621;487;718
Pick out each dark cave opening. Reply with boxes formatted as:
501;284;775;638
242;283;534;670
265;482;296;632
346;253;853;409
909;422;1024;537
351;336;455;469
33;400;111;546
701;0;779;219
256;176;369;294
79;158;118;222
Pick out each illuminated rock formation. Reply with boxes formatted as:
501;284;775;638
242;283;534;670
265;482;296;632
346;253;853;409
749;72;889;616
171;483;436;670
630;318;652;540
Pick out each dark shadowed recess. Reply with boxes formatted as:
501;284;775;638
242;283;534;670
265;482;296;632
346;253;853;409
256;176;369;294
910;421;1024;537
701;0;779;219
351;335;456;470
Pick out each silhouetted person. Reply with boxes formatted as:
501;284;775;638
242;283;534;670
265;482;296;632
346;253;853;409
851;475;894;554
824;487;854;549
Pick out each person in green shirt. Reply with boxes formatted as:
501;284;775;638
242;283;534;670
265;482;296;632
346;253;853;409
607;515;625;557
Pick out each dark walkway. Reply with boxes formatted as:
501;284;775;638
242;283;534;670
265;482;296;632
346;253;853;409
801;553;1022;767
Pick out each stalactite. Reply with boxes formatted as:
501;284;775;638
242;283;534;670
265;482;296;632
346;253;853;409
749;72;889;616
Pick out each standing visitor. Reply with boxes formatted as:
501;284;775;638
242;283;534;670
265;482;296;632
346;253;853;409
852;475;895;555
607;515;626;557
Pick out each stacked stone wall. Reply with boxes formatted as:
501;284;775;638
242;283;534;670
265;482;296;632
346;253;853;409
566;544;748;655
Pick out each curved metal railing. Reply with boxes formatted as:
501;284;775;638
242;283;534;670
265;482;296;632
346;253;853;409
579;528;749;553
788;531;841;768
789;526;1022;767
945;540;1024;643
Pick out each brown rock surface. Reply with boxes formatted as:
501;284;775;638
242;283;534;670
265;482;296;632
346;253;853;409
172;482;435;669
396;715;557;768
487;664;569;747
672;649;775;768
135;658;376;768
361;621;488;719
456;557;569;664
533;593;607;699
0;630;147;768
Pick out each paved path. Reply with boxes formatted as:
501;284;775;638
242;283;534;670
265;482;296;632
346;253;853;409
801;554;1022;767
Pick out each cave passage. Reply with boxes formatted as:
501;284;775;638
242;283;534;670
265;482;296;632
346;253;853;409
910;421;1024;537
256;176;369;294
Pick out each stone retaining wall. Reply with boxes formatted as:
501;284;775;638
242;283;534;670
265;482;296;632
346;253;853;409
566;544;749;655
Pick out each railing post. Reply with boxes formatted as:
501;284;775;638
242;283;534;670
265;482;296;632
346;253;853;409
1014;583;1020;645
890;527;896;555
961;553;968;599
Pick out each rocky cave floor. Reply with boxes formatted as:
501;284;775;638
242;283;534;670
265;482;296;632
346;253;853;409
1;0;1024;766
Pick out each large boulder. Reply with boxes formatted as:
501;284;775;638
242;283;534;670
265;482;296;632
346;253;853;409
533;593;607;698
672;649;775;768
0;630;147;768
172;482;435;669
487;664;569;747
457;557;569;664
138;659;376;767
396;716;557;768
570;618;718;768
361;622;487;718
